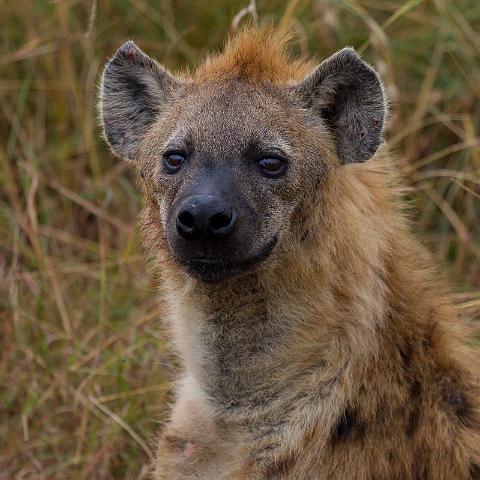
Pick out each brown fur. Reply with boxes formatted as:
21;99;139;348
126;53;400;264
100;27;480;480
194;28;314;83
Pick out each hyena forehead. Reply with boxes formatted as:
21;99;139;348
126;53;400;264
147;80;309;162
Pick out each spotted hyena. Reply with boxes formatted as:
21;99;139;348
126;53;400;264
100;27;480;480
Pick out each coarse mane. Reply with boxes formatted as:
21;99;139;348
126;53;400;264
194;26;315;84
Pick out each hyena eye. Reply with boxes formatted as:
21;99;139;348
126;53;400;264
258;157;287;178
163;152;186;173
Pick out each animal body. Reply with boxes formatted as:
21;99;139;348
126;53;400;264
100;27;480;479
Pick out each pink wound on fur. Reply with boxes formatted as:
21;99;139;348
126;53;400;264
182;441;196;459
126;47;137;62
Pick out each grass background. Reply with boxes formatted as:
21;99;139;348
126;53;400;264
1;0;479;478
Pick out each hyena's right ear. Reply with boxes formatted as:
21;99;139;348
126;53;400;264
100;41;178;161
293;48;386;165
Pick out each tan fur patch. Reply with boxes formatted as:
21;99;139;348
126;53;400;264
194;26;314;84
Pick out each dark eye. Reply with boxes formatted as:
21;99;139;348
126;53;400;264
258;157;287;178
163;152;186;173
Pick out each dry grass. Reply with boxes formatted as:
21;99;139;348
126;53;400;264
1;0;479;478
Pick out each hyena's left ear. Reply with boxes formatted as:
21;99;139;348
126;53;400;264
100;41;178;162
293;48;386;165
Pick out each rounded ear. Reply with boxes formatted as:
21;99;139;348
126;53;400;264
99;41;179;161
293;48;386;165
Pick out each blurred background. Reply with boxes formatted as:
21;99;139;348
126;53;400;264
1;0;479;478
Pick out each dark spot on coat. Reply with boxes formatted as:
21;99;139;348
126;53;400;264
443;387;478;429
300;229;310;242
399;341;413;369
469;463;480;480
331;408;366;446
406;406;420;437
410;379;421;400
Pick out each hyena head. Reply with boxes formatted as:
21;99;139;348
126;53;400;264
100;29;385;283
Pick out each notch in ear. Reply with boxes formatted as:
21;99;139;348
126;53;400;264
99;41;178;161
294;48;386;165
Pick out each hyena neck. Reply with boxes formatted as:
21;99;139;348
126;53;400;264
166;234;392;412
167;274;291;408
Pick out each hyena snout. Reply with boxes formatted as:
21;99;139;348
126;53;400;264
176;194;237;241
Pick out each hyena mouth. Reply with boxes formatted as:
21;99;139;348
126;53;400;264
181;235;278;283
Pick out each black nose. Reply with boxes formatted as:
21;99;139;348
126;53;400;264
176;195;237;240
